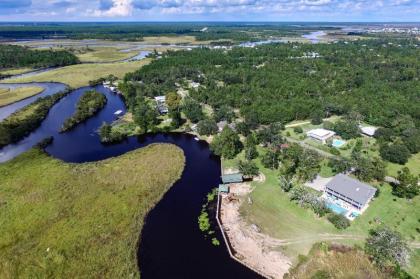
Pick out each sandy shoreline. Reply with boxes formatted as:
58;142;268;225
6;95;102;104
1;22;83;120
219;178;292;279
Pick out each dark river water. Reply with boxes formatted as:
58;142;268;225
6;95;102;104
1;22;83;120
0;85;262;278
0;82;67;121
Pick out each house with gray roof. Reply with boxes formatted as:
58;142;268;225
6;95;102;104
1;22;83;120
324;174;377;211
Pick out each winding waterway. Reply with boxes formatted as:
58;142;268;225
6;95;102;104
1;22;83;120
0;82;67;121
0;85;262;278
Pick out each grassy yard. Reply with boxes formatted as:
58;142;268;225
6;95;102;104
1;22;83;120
75;47;139;63
223;148;420;276
0;86;44;107
387;152;420;177
0;145;185;278
3;60;151;88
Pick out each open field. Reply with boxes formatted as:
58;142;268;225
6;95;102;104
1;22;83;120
0;144;185;278
0;86;44;107
3;60;151;88
75;47;139;63
223;148;420;276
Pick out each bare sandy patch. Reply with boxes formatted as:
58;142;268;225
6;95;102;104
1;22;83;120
220;183;292;279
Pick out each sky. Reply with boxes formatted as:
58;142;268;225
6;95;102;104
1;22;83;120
0;0;419;22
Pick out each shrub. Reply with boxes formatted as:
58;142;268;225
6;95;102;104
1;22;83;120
379;143;411;165
210;127;242;159
327;213;350;229
294;126;303;134
261;150;279;169
312;200;331;217
238;160;259;177
333;120;360;140
365;226;410;269
329;147;341;155
197;119;218;136
323;121;334;130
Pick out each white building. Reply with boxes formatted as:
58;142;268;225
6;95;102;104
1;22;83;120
360;126;377;137
154;96;168;114
306;128;336;144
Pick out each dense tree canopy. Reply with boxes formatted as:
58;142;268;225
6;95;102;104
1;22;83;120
121;38;419;166
124;39;419;131
0;45;79;70
61;90;107;132
210;127;242;159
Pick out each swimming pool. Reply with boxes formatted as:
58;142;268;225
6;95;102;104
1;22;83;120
326;201;348;215
332;139;346;148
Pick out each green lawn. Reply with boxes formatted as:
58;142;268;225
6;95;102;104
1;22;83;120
223;148;420;276
0;145;185;278
387;152;420;177
319;159;335;178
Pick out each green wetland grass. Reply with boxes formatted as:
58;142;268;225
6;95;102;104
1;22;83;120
0;144;185;278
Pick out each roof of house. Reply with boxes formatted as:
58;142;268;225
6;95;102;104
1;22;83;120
307;128;335;137
325;174;377;206
360;126;377;136
154;96;166;102
221;173;243;184
307;128;335;139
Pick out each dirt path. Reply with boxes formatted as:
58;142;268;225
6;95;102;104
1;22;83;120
270;234;365;246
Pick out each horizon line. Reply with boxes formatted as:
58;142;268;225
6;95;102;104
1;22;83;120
0;20;419;24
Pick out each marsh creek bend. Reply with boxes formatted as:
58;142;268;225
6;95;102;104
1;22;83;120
0;85;262;278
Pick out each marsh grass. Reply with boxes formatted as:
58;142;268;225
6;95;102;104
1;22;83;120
0;144;185;278
4;60;151;88
285;243;386;279
76;47;139;63
0;86;44;107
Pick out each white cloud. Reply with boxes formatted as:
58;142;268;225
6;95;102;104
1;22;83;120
1;0;419;21
94;0;133;17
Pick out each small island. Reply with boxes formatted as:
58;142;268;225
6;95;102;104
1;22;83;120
60;90;107;132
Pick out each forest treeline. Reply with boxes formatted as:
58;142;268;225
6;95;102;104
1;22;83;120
0;23;331;41
60;90;107;132
121;38;419;164
0;45;79;69
124;39;419;127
